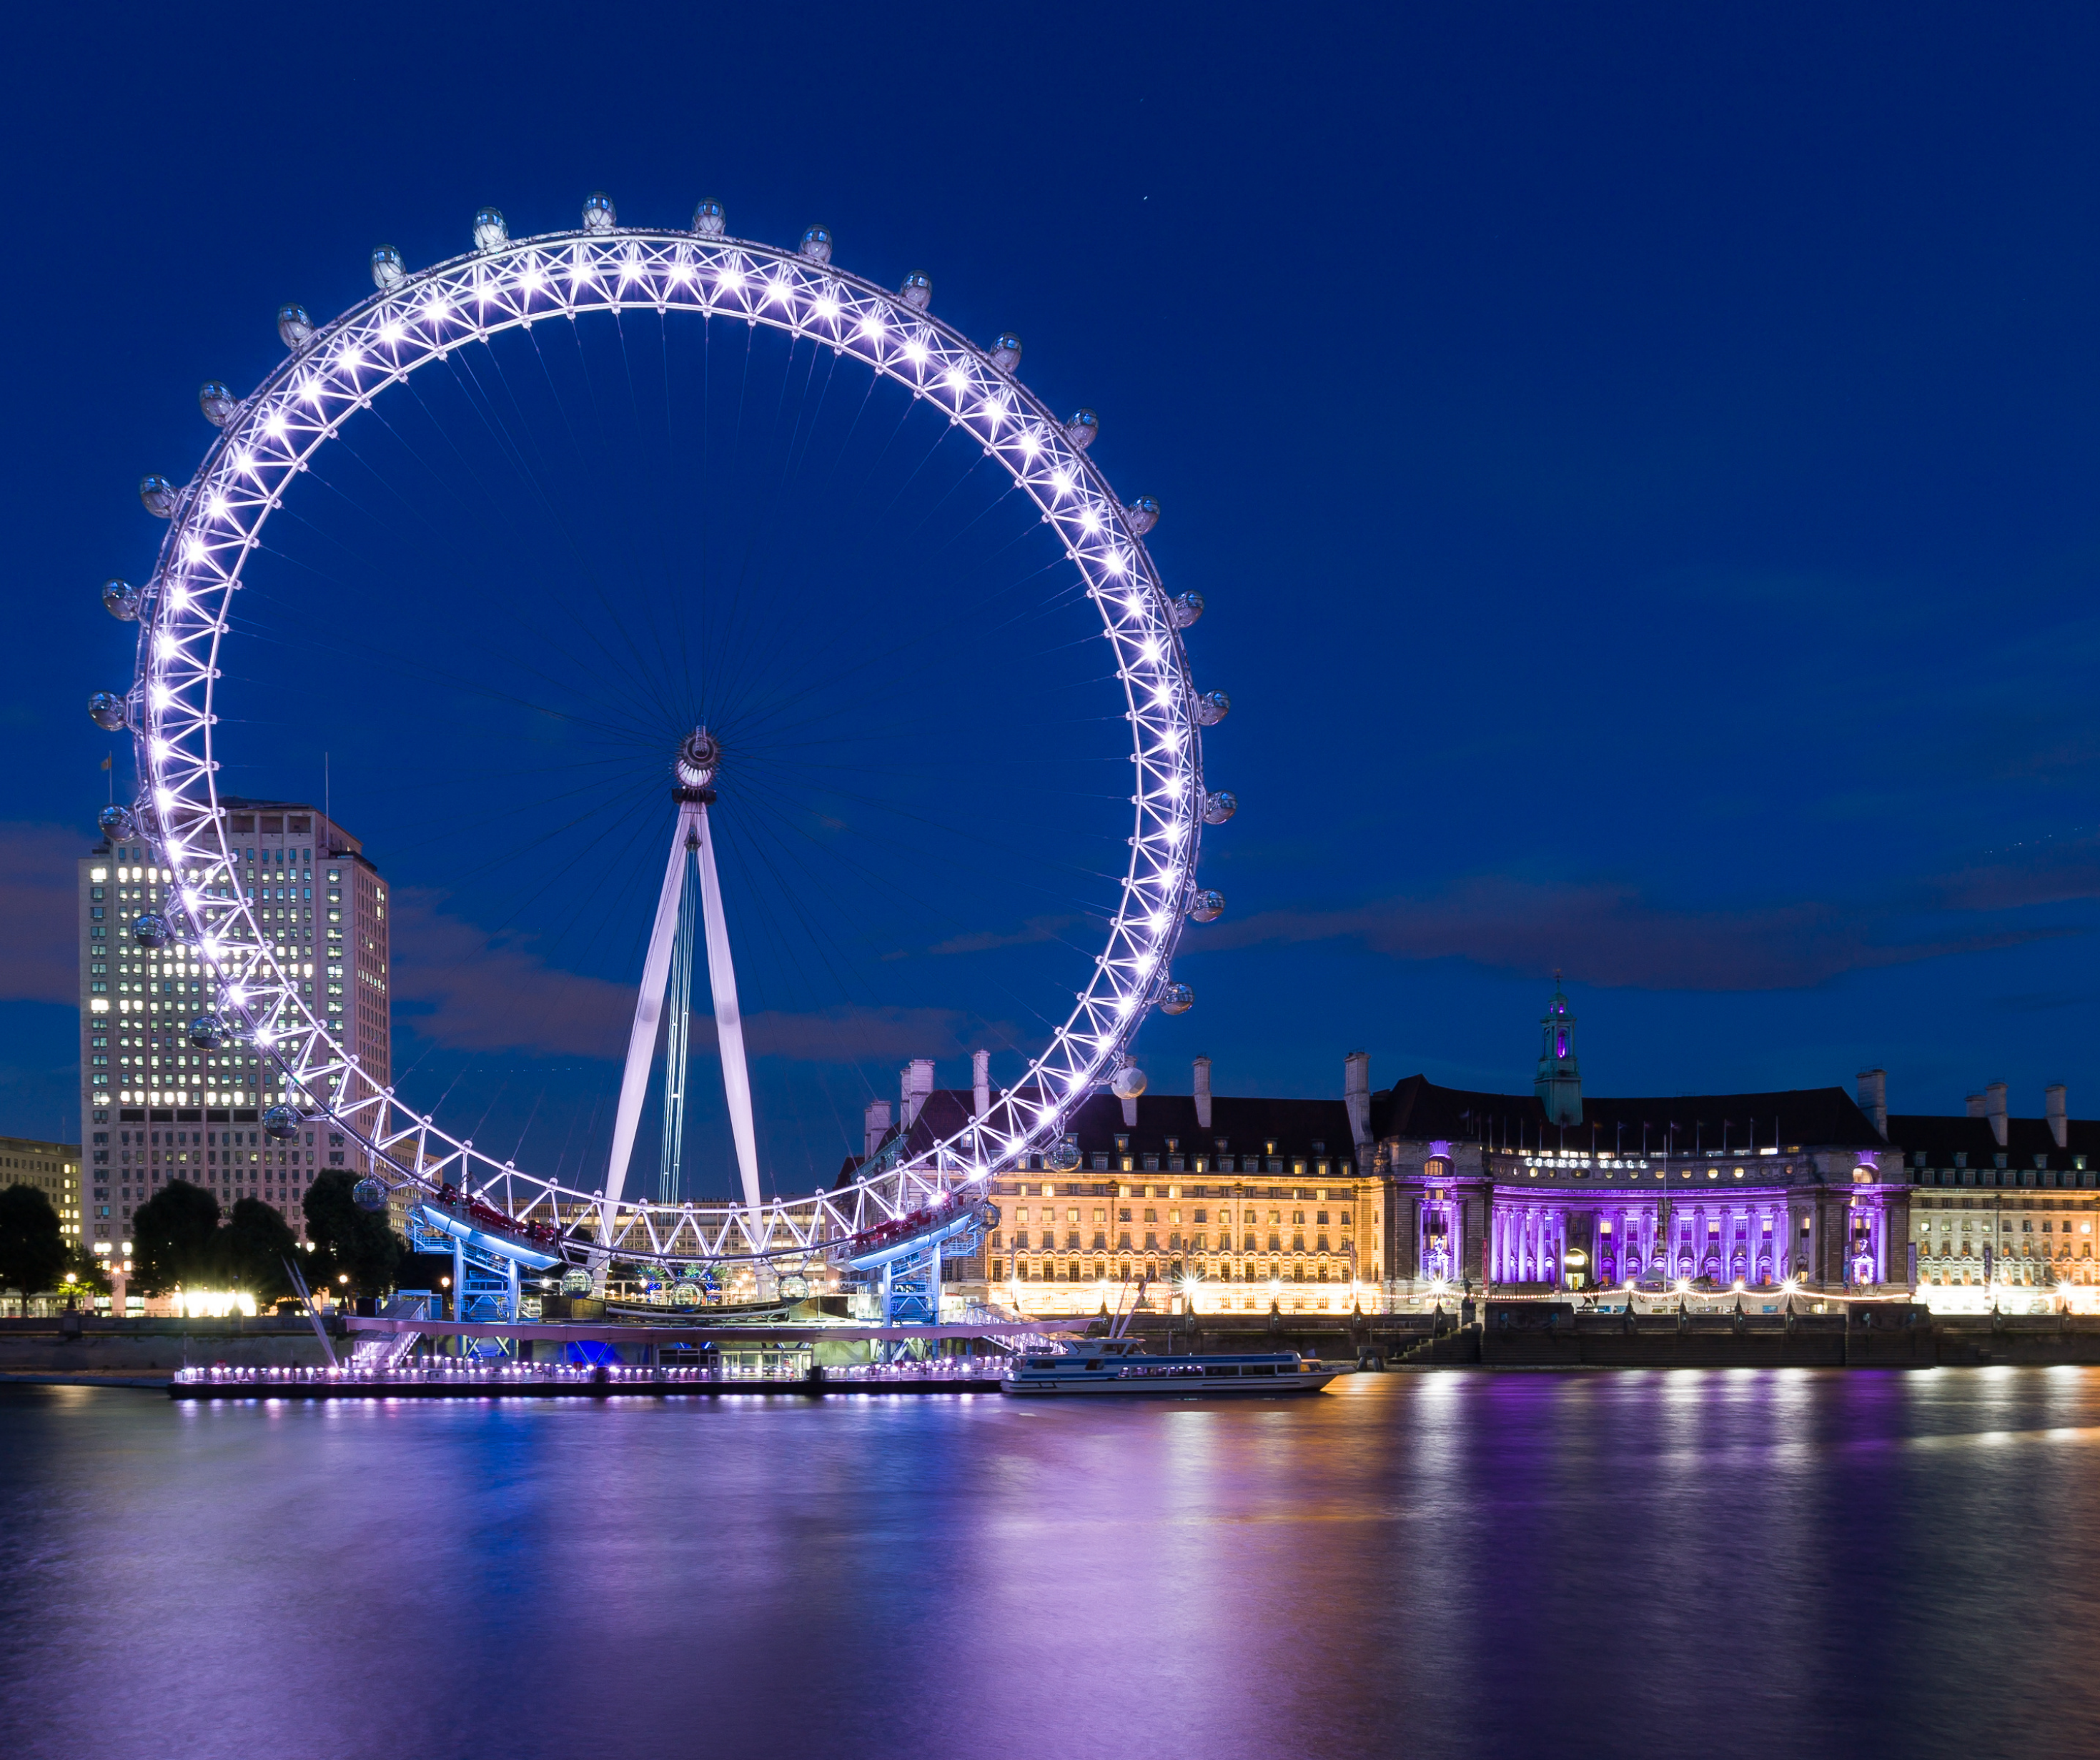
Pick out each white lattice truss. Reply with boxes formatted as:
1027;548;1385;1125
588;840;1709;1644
120;218;1209;1271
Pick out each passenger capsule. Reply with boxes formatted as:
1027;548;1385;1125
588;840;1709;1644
276;304;314;349
99;803;137;840
263;1103;300;1142
990;332;1023;373
1188;889;1224;923
198;382;238;427
561;1266;593;1296
187;1013;229;1050
370;244;405;289
473;206;508;252
1171;591;1204;629
1046;1133;1081;1173
133;911;171;950
1195;688;1230;727
1202;789;1238;825
101;578;141;621
899;271;932;311
583;192;617;232
692;198;725;237
89;690;128;731
799;224;833;263
1064;409;1099;452
1125;495;1160;536
352;1175;387;1213
1109;1060;1148;1100
1158;983;1194;1016
139;474;179;518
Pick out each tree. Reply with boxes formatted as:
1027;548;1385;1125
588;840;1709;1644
0;1183;69;1300
131;1180;220;1295
303;1170;405;1298
217;1198;297;1301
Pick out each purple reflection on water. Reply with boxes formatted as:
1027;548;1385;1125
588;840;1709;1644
1;1372;2096;1758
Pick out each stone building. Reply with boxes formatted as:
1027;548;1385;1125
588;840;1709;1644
1891;1081;2100;1293
1370;984;1909;1298
0;1135;81;1258
843;1056;1382;1317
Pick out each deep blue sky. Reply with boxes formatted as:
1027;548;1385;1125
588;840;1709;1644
7;4;2100;1183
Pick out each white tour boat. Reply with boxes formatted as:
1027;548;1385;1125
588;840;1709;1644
1000;1335;1341;1398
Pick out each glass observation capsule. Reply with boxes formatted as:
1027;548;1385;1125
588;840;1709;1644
898;271;932;311
352;1176;387;1213
1064;409;1099;452
99;803;137;840
672;1279;703;1307
276;304;314;349
1046;1134;1081;1173
132;912;171;949
473;206;508;252
1188;889;1225;924
89;691;128;731
1202;789;1238;825
692;198;725;237
582;192;617;232
138;475;179;518
990;332;1023;373
198;382;239;427
187;1014;229;1050
370;244;405;289
1110;1060;1148;1100
1125;495;1161;536
263;1104;300;1142
1159;983;1194;1016
1171;591;1204;629
1195;688;1230;727
798;224;833;262
101;578;141;620
561;1266;593;1296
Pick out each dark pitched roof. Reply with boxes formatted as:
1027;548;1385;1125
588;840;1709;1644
1371;1074;1884;1150
1886;1113;2095;1165
852;1086;1361;1173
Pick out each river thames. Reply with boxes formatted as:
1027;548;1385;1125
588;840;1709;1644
3;1368;2096;1758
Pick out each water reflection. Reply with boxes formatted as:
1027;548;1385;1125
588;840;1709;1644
3;1372;2099;1758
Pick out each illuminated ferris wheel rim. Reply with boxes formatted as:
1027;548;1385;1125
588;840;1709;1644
108;202;1225;1266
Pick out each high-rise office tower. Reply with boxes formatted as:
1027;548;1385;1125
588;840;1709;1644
79;798;390;1286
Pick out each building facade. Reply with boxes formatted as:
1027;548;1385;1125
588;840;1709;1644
1893;1082;2100;1294
1372;987;1909;1297
848;1056;1382;1318
0;1135;81;1258
79;798;389;1286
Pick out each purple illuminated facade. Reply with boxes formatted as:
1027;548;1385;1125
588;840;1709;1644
1370;985;1910;1297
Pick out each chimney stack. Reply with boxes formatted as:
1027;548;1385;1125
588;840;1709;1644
2048;1084;2069;1150
1344;1050;1371;1153
863;1099;893;1158
1855;1068;1887;1139
971;1049;991;1120
1986;1081;2009;1148
1966;1093;1986;1118
1193;1055;1212;1130
900;1058;934;1131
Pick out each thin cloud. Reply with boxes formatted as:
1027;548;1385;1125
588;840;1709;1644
0;822;92;1006
926;914;1079;956
390;889;1001;1060
1202;873;2072;992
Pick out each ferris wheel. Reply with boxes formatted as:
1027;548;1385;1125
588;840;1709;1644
91;194;1237;1291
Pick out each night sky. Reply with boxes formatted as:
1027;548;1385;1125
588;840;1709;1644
7;5;2100;1192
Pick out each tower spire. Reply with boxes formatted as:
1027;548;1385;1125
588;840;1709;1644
1535;975;1583;1128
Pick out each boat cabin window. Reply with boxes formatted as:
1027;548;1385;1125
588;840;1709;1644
1084;1359;1107;1370
1026;1358;1056;1370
